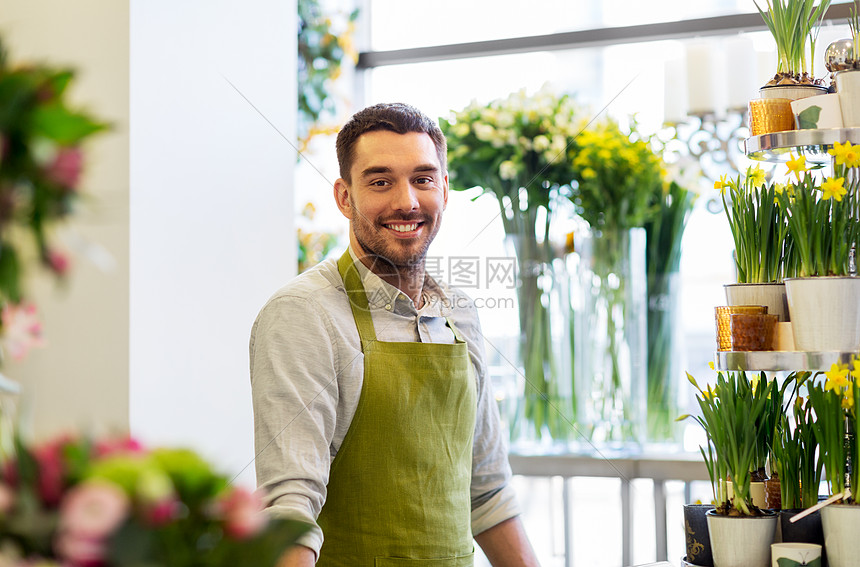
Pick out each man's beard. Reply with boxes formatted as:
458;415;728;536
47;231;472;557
350;208;438;274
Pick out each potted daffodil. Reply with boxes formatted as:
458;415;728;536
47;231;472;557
806;360;859;567
776;146;860;351
716;165;794;323
681;369;779;567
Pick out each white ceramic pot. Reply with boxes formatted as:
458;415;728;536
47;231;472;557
836;69;860;128
821;504;860;567
784;277;860;352
724;282;789;322
791;92;843;129
759;84;828;102
707;510;778;567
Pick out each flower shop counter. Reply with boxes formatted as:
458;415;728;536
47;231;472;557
508;451;708;567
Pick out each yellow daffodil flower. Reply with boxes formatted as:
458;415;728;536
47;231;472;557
824;363;850;393
842;391;855;411
828;140;849;165
702;386;716;401
747;166;766;188
786;154;807;180
708;361;715;370
819;177;847;202
772;182;786;206
842;142;860;167
714;175;729;194
850;358;860;380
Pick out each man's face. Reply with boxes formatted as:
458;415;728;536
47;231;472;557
334;130;448;269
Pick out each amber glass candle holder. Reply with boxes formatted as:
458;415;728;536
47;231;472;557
715;305;767;351
749;98;794;136
730;312;779;351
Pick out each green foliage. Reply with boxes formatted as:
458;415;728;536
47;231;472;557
772;372;823;509
754;0;831;79
718;166;792;283
297;0;359;148
807;372;851;498
644;181;696;440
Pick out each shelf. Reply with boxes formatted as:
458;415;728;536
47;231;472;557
715;350;859;372
744;128;860;162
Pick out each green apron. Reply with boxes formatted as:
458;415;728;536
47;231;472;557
316;251;477;567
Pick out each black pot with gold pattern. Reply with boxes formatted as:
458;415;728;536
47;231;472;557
683;503;715;567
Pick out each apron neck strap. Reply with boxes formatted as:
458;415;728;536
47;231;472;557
337;249;377;343
445;317;467;344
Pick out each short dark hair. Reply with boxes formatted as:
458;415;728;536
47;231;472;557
335;102;447;183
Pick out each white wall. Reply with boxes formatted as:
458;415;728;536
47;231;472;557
0;0;130;439
129;0;297;487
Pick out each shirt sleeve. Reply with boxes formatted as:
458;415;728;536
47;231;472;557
454;299;523;535
250;293;343;556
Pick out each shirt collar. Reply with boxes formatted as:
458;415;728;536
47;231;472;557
347;246;453;317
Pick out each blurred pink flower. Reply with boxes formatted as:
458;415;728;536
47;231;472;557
0;302;45;362
145;498;180;526
32;438;70;507
55;480;129;567
0;482;15;516
46;249;70;276
45;146;83;189
215;487;267;540
93;437;145;459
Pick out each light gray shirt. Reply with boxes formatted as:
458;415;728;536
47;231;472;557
250;248;520;556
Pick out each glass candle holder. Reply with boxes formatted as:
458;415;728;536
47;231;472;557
749;98;794;136
730;312;779;351
715;305;767;351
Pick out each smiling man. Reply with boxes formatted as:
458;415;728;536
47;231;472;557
250;103;540;567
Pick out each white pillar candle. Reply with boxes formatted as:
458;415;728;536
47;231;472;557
757;48;778;89
724;35;757;111
664;54;689;123
686;41;720;115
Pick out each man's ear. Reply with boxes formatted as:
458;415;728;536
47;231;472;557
442;173;449;210
334;178;352;219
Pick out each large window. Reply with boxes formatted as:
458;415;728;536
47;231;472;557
354;3;855;397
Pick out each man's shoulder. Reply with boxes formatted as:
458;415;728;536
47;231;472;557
256;257;348;323
268;257;343;302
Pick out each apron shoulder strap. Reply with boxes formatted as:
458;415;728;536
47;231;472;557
337;249;378;343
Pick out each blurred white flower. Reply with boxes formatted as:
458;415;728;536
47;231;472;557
500;161;518;180
473;123;495;142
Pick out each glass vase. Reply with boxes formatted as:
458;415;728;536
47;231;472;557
646;269;684;444
503;210;575;452
575;226;647;449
